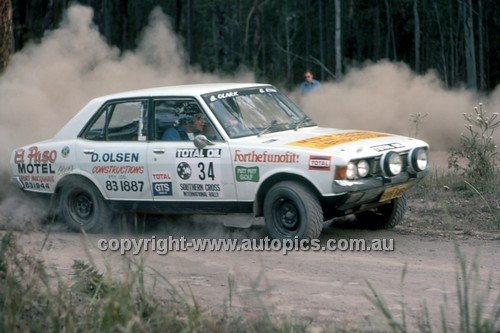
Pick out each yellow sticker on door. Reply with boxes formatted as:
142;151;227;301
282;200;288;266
287;131;391;149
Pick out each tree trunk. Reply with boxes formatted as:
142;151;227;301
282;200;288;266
448;1;456;85
318;0;325;79
175;0;182;33
384;0;396;60
477;0;485;90
462;0;477;90
120;0;129;50
0;0;13;73
304;0;311;65
186;0;192;64
374;2;381;59
433;0;448;86
104;0;112;45
334;0;341;78
413;0;420;72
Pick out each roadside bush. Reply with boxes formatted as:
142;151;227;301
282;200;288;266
448;103;499;191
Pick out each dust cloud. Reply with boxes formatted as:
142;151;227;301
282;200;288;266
0;4;253;165
298;61;500;150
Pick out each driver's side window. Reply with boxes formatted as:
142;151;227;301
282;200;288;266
154;99;221;141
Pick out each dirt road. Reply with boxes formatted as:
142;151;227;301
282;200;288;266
14;219;500;329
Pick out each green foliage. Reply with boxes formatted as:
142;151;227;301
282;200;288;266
448;104;499;190
71;260;113;298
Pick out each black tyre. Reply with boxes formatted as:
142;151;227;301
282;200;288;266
59;178;110;233
263;181;323;239
355;194;407;230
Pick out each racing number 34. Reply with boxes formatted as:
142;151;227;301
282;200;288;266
106;180;144;192
198;162;215;181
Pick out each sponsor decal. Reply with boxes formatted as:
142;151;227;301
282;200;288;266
15;146;57;164
21;182;51;190
105;180;144;192
57;165;74;175
92;166;144;174
152;182;173;196
308;156;331;171
287;131;391;149
371;142;405;152
179;183;221;197
177;162;192;180
61;146;70;158
233;150;299;163
259;88;277;93
235;166;260;182
152;173;172;180
90;152;139;163
30;175;55;182
17;163;55;174
209;91;239;102
175;148;221;158
19;175;53;190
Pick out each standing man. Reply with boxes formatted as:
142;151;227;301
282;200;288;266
300;70;321;95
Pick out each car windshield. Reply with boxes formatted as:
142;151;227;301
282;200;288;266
202;87;316;138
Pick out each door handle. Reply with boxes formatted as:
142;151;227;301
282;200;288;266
83;149;95;154
153;148;165;154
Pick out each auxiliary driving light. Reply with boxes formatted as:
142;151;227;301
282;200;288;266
357;160;370;178
346;162;357;180
408;147;428;172
381;151;402;176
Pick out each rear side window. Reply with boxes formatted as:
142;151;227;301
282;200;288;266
84;100;148;141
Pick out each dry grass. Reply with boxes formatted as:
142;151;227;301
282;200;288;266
405;169;500;232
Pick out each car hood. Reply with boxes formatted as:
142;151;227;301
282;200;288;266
232;127;428;160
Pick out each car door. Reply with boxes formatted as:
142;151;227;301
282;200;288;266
147;98;236;211
76;99;152;201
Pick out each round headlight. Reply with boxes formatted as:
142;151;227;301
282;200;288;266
381;151;402;176
357;160;370;178
408;147;428;172
346;162;357;180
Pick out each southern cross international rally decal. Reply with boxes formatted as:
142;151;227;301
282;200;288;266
287;131;391;149
176;149;223;198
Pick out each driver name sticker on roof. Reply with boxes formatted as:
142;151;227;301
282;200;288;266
287;131;391;149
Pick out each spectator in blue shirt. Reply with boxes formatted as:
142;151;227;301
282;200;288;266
300;70;321;95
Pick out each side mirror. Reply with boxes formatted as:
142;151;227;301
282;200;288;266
193;135;215;149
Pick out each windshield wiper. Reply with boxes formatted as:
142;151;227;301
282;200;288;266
294;116;312;130
258;120;278;137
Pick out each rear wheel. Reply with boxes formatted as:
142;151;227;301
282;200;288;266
59;178;110;233
355;194;407;229
264;181;323;239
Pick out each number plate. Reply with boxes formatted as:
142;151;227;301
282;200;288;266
379;183;409;202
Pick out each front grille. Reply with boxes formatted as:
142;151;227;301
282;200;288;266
359;150;409;177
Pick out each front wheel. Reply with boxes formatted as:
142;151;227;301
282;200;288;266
263;181;323;240
59;178;111;233
355;194;407;229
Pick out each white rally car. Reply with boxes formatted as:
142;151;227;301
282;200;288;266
10;83;429;239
